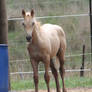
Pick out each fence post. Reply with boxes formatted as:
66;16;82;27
80;45;85;77
89;0;92;64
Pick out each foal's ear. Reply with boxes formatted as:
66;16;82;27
31;9;34;17
22;9;25;17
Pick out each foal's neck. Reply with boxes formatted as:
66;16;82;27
32;20;41;44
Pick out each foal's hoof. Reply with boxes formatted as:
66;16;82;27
63;89;67;92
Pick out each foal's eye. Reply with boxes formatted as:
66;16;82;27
22;22;25;26
22;21;25;27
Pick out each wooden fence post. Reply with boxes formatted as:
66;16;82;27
89;0;92;64
80;45;85;77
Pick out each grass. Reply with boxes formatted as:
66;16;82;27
11;77;92;90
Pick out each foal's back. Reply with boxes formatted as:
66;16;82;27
41;24;65;35
40;24;66;57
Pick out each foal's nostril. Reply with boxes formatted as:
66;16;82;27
26;36;32;42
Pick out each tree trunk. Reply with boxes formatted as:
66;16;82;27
0;0;8;44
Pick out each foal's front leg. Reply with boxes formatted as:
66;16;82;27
31;59;39;92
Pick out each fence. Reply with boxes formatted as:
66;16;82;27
7;0;92;91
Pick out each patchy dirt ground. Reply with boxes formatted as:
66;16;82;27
16;88;92;92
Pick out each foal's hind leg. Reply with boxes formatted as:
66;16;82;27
50;59;61;92
58;50;67;92
59;61;66;92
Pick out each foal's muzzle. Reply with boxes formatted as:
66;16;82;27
26;36;32;42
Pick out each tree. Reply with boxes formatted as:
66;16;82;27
0;0;8;44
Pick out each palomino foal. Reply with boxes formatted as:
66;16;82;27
22;9;67;92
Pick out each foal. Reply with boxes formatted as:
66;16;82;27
22;9;67;92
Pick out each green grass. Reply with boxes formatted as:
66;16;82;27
11;77;92;90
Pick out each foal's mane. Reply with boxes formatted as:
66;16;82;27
35;20;41;31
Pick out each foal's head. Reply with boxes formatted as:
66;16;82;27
22;9;35;42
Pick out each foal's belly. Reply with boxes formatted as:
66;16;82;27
50;34;60;57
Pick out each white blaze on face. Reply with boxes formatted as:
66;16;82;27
26;12;31;16
24;12;35;37
26;29;33;37
26;20;35;37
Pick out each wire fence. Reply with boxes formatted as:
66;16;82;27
8;13;89;21
9;52;92;62
9;52;92;76
10;69;92;75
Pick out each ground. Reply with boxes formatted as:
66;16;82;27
16;88;92;92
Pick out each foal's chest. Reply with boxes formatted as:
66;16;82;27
27;44;44;60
